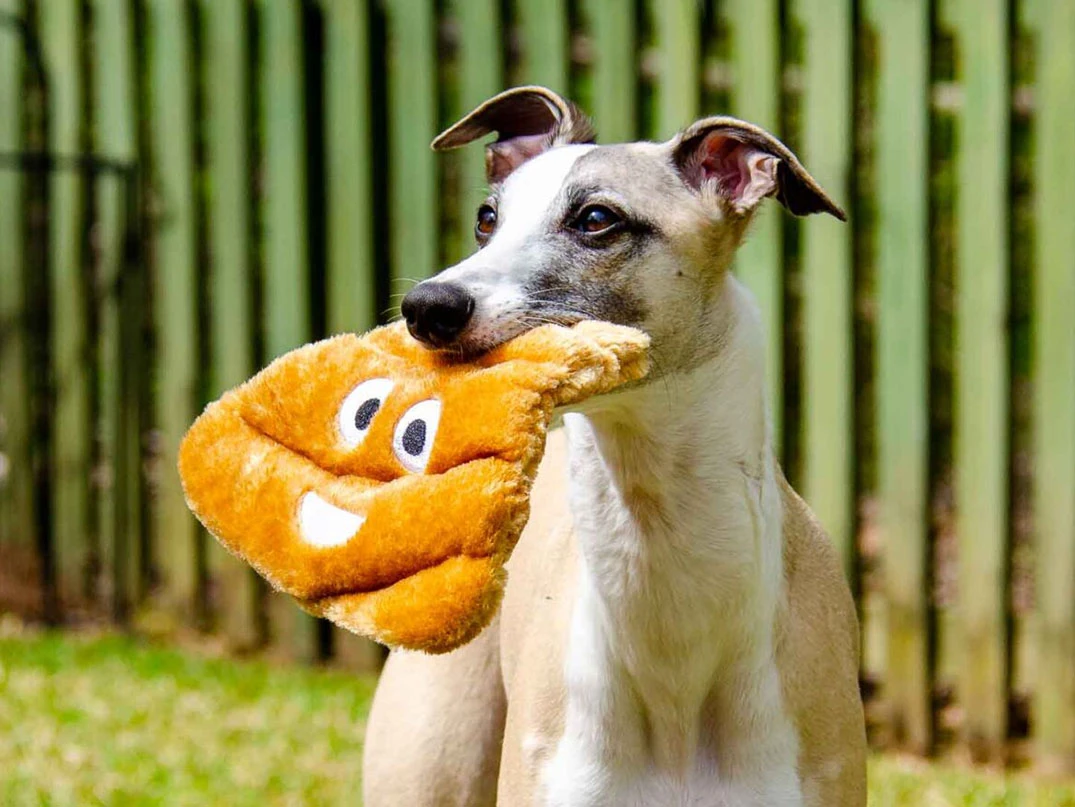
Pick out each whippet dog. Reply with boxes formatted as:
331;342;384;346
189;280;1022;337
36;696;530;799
364;87;866;807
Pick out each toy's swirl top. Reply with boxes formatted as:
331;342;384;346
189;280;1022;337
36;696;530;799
178;319;649;653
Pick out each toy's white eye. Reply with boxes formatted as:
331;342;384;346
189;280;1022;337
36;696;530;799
338;377;394;448
392;399;441;474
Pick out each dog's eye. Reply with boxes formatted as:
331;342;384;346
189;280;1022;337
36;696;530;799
573;205;621;235
338;378;394;448
475;204;498;240
392;399;441;474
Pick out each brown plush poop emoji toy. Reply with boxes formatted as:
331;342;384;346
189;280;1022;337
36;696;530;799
178;319;649;653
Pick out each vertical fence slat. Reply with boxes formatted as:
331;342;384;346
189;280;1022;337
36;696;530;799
322;0;381;669
0;0;33;558
517;0;568;93
585;0;635;144
1033;0;1075;773
651;0;698;140
260;0;318;660
386;0;437;294
324;0;376;335
201;0;261;648
91;0;138;619
148;0;201;620
0;0;25;541
796;0;853;574
450;0;502;263
727;0;784;445
870;0;931;753
261;0;311;356
953;0;1009;762
40;0;90;612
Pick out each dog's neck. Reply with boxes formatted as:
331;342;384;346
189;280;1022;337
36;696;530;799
557;276;792;780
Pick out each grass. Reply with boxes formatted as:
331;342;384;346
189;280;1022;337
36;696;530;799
3;628;1075;806
0;627;374;806
869;757;1075;807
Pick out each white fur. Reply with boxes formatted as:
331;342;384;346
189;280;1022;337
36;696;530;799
540;279;802;806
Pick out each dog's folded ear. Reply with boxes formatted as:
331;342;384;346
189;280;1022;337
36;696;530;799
671;117;846;221
432;86;596;184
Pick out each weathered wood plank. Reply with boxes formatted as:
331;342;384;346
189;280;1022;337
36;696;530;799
323;0;376;335
1033;0;1075;773
585;0;636;144
91;0;138;619
321;0;382;668
795;0;853;574
18;1;57;622
869;0;932;754
953;0;1009;764
39;0;91;613
261;0;311;357
516;0;568;93
0;0;33;556
148;0;201;620
449;0;502;263
260;0;318;661
114;167;146;614
385;0;437;295
201;0;261;648
651;0;698;140
726;0;784;445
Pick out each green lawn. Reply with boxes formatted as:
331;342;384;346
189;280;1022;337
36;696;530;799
0;629;373;806
2;628;1074;806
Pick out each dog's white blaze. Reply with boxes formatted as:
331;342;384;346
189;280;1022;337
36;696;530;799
298;491;366;548
494;144;595;248
433;145;596;341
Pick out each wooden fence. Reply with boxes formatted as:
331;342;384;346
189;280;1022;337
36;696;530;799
0;0;1073;770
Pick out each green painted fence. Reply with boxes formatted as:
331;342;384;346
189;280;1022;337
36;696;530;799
1;0;1073;769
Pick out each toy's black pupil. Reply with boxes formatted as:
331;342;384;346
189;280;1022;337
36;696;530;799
402;420;426;456
354;398;380;431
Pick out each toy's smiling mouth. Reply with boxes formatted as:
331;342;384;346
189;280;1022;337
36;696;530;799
298;491;366;548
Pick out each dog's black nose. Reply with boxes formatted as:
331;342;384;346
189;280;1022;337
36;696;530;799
401;282;475;347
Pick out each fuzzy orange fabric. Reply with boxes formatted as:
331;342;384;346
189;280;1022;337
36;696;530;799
178;320;649;653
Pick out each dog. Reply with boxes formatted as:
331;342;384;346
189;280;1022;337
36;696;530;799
363;86;866;807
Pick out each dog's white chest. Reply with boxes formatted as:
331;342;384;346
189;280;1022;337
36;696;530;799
538;741;802;807
532;562;804;807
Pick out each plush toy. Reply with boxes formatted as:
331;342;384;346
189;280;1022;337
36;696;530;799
178;320;649;653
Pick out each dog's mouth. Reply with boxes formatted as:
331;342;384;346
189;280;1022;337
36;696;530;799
435;309;591;359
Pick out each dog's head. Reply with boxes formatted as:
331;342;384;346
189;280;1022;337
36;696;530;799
401;86;843;369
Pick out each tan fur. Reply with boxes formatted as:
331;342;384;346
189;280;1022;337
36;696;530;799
364;431;866;806
775;473;867;804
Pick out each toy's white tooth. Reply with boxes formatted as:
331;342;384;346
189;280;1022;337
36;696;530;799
298;491;366;548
